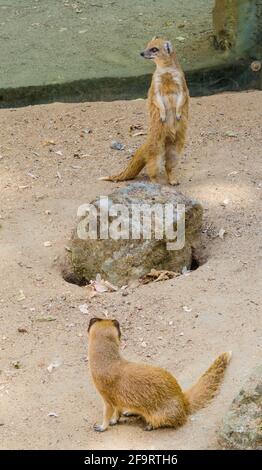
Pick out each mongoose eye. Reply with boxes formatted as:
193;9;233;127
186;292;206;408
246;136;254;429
150;47;159;53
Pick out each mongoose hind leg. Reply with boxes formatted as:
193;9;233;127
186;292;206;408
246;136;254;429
146;144;165;183
143;401;188;431
165;118;187;186
165;141;179;186
146;159;159;183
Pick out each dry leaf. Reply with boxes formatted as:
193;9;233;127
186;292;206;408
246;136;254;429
129;124;142;132
92;282;107;293
132;131;147;137
104;280;118;292
18;327;28;334
90;274;118;293
43;140;56;146
85;284;97;300
141;269;180;284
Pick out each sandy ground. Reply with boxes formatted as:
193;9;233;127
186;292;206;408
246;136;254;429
0;90;261;450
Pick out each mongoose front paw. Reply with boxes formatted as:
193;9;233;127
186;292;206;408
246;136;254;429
93;423;107;432
160;114;166;123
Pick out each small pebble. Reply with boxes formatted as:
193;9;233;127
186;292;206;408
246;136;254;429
110;141;125;151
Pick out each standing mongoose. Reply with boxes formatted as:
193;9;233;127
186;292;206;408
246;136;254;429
88;318;231;432
100;37;189;185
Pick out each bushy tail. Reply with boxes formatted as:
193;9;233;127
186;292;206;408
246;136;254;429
184;352;232;414
99;144;147;182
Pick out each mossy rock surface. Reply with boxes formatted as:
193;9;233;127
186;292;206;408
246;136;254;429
219;365;262;450
62;182;203;286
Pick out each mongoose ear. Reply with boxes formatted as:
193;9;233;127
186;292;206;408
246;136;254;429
112;319;121;339
164;41;173;54
88;317;102;332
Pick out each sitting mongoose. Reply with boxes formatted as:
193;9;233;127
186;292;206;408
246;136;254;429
100;37;189;185
88;318;231;432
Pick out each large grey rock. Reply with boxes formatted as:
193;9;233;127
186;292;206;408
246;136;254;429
62;182;203;286
219;366;262;450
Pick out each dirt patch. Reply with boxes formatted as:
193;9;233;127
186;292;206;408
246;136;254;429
0;91;261;450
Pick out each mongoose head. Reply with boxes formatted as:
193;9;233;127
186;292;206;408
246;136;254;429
140;37;174;65
88;318;121;344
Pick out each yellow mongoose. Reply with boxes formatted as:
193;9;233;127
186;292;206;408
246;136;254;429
88;318;231;432
100;37;189;185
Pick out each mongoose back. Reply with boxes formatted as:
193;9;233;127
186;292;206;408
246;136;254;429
100;37;189;185
88;318;231;432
